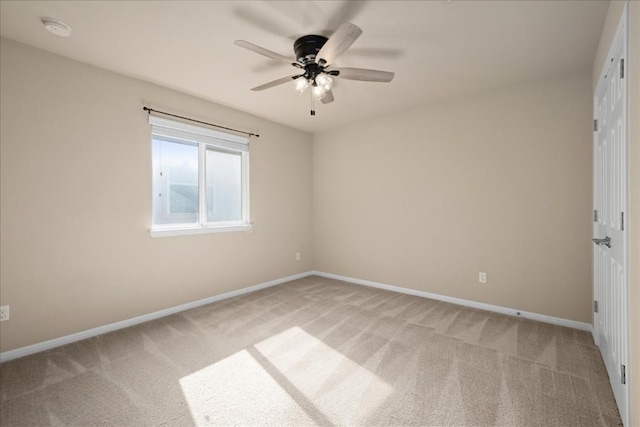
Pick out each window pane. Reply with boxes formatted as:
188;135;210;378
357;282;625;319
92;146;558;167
152;137;199;225
206;149;242;222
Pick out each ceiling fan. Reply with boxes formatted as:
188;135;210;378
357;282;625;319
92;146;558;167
234;22;395;115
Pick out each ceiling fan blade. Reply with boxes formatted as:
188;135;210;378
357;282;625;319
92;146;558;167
234;40;298;66
334;67;395;82
315;22;362;66
250;75;300;91
321;89;335;104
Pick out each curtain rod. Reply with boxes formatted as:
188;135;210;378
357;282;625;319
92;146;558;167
143;107;259;138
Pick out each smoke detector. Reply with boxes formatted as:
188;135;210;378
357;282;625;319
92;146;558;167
42;18;72;37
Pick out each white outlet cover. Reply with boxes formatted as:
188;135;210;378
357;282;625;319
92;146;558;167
479;272;487;283
0;305;9;321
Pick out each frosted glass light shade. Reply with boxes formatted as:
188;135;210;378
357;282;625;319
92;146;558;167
294;78;309;93
312;84;326;99
315;74;333;91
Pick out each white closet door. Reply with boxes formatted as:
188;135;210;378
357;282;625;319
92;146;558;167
593;7;628;425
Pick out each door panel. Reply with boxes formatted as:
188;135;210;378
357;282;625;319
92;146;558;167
593;13;628;424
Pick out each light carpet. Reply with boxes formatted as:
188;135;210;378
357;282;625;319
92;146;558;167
0;275;622;426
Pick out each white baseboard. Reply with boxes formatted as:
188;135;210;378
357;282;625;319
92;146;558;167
0;271;313;363
311;271;593;332
1;269;593;363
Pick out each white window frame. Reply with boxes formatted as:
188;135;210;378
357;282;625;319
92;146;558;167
149;115;251;237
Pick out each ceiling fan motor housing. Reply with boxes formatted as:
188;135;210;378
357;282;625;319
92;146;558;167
294;35;328;64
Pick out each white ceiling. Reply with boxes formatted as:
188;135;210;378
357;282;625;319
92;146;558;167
0;1;608;133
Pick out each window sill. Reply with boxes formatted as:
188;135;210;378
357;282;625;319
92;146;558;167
150;224;252;238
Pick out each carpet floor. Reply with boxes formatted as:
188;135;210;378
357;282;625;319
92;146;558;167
0;275;622;426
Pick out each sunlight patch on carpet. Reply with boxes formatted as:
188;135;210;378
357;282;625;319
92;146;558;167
254;326;393;424
179;349;316;426
180;327;393;425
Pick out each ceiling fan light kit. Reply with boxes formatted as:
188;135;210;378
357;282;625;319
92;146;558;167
234;22;395;116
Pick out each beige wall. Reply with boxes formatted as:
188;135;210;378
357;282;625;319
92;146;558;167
2;8;636;420
593;1;640;423
0;38;313;352
313;71;594;323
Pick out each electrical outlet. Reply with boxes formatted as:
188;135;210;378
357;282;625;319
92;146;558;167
0;305;9;322
479;272;487;283
296;252;301;261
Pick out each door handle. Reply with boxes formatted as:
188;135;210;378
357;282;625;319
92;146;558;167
592;236;611;248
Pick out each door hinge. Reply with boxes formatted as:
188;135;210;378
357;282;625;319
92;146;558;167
594;210;598;222
621;212;624;231
621;364;626;385
620;58;625;79
594;119;598;132
594;301;598;313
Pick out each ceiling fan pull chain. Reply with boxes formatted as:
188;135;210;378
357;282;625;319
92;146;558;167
310;90;316;116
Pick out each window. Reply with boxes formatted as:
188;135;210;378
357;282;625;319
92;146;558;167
149;115;250;237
